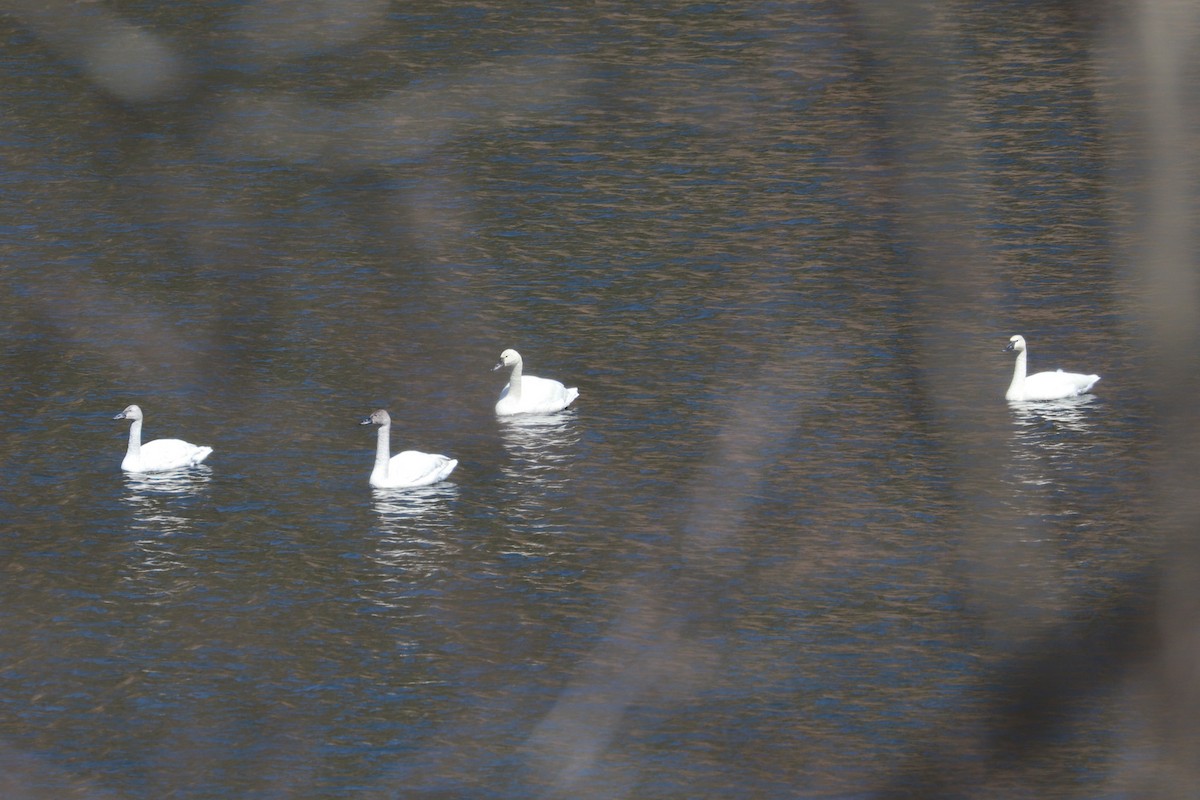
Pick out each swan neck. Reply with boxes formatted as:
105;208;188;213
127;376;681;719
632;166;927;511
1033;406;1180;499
508;361;523;399
126;418;143;459
374;422;392;478
1009;349;1027;394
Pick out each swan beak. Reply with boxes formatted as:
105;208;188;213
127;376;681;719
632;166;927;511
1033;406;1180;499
359;417;373;426
492;361;504;371
1003;342;1015;353
113;411;127;420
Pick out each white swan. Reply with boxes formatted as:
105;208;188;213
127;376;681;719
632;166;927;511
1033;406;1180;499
1004;335;1100;402
493;349;579;415
113;404;213;473
360;409;458;488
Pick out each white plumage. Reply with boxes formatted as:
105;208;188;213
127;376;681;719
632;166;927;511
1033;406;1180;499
360;409;457;489
113;404;212;473
492;349;579;416
1004;335;1100;402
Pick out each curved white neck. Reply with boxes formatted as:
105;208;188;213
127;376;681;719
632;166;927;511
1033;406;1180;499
507;361;523;399
374;422;392;478
126;418;143;460
1008;349;1028;394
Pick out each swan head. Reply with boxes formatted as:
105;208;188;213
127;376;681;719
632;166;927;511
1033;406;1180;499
1005;335;1027;354
360;409;391;427
493;349;522;371
114;404;143;422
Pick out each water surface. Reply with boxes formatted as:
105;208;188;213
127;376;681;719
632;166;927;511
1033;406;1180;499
0;2;1164;798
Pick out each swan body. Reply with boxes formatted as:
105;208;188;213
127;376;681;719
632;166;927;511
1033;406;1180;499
1004;335;1100;402
113;404;212;473
493;349;579;416
360;409;457;489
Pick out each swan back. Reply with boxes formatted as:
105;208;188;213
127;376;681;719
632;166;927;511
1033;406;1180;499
1017;370;1101;402
133;439;214;472
381;451;459;488
493;348;579;415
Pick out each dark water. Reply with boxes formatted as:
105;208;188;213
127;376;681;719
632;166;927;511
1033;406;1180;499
0;2;1168;798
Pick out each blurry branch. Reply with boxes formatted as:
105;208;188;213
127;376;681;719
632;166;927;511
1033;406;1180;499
0;0;582;407
877;583;1159;798
522;355;823;799
519;0;1191;795
1;0;186;102
1134;0;1198;374
1121;2;1200;797
845;0;1016;625
1;0;583;162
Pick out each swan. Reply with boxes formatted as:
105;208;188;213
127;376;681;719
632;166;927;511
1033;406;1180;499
1004;335;1100;402
360;409;458;488
493;349;579;415
113;404;213;473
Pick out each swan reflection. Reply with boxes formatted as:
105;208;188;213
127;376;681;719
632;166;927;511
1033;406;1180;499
1006;394;1101;502
498;410;581;516
498;410;581;466
119;467;211;595
364;484;461;609
1008;394;1100;437
370;483;460;524
122;466;213;498
496;411;582;558
121;466;212;534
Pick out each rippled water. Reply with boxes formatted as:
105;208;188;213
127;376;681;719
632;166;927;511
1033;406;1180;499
0;2;1169;798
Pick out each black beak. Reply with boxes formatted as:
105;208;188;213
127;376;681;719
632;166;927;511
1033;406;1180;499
359;417;373;426
1003;343;1015;353
113;412;126;420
